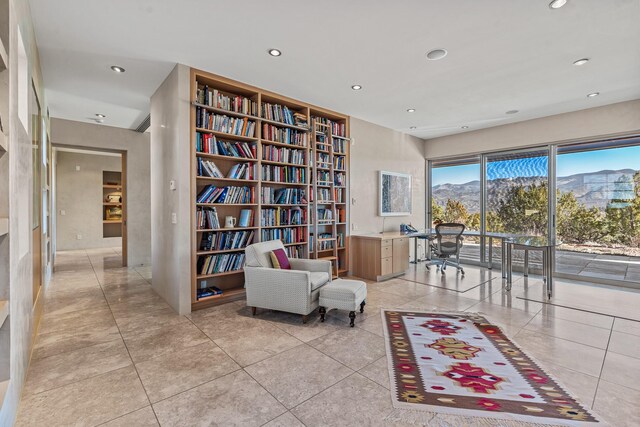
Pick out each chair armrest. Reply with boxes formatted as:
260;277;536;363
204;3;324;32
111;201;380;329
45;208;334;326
289;259;332;277
244;267;311;291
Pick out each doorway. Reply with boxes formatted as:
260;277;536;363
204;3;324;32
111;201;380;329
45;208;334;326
51;146;127;268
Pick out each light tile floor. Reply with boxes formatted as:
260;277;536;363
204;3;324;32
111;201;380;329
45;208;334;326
15;249;640;426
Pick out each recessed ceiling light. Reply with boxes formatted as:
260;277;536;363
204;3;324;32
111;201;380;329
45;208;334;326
95;113;106;118
110;65;125;73
549;0;567;9
573;58;590;66
268;48;282;57
461;126;469;129
351;85;362;90
587;92;600;98
407;108;416;113
505;110;519;115
426;49;448;61
409;126;417;130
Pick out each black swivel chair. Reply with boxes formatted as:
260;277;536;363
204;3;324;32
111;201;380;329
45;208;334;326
431;223;465;275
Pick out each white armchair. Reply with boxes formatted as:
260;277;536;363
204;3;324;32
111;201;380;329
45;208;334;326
244;240;332;322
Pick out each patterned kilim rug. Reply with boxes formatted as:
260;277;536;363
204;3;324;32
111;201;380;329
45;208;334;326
382;310;603;426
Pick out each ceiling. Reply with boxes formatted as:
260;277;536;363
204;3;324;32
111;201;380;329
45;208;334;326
29;0;640;139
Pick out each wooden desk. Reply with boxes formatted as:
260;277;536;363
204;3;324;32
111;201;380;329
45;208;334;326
351;232;410;281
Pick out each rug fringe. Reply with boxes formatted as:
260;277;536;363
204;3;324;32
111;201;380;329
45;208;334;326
385;409;573;426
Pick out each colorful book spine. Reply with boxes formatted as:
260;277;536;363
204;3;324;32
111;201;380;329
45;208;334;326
196;207;220;229
262;145;307;165
260;207;306;226
197;253;246;275
260;188;307;205
261;165;306;184
197;185;255;204
261;227;306;244
196;107;256;137
197;86;258;116
199;230;255;251
261;124;307;146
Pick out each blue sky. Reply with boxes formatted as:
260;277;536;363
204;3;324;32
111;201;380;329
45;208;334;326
432;146;640;186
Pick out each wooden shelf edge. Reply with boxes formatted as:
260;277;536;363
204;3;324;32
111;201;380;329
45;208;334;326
192;288;246;310
103;220;122;224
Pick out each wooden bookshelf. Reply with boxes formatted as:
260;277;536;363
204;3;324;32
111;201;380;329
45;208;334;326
190;69;349;310
103;171;123;238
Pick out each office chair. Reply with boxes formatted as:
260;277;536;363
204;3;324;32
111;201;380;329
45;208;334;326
431;223;465;275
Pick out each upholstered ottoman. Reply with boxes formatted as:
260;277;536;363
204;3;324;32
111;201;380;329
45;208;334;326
318;279;367;327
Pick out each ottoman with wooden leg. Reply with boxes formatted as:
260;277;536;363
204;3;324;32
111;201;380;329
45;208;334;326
318;279;367;327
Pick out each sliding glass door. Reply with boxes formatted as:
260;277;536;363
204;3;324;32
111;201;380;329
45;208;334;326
430;157;481;262
485;149;549;268
555;138;640;285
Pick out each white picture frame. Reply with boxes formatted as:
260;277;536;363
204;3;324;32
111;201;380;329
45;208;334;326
379;171;412;216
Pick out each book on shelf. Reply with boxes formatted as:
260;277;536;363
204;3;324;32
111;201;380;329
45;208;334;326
200;230;255;251
197;85;258;116
262;145;307;165
333;156;345;170
261;227;306;244
316;208;334;222
196;107;256;137
238;209;254;227
337;207;346;223
317;233;335;251
196;133;256;158
197;286;223;299
260;206;305;226
198;253;245;275
334;188;344;203
197;158;224;178
333;139;347;153
316;170;331;183
334;172;346;186
261;187;307;205
316;188;333;202
316;153;330;165
337;232;345;248
262;102;305;127
197;185;255;204
285;245;305;259
293;112;308;127
197;207;221;229
261;165;306;184
227;163;256;180
314;117;346;137
262;124;307;146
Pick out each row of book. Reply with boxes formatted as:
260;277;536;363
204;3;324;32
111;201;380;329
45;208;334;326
200;230;255;252
261;207;306;226
334;172;346;186
334;156;346;170
316;153;330;165
197;86;259;116
316;143;330;153
337;232;345;248
261;187;307;205
337;207;347;223
197;186;255;204
316;233;335;251
196;133;256;158
197;159;256;181
314;117;346;137
262;124;307;146
196;207;221;230
333;139;347;153
285;245;305;259
262;145;307;165
262;103;307;127
261;228;306;244
261;165;306;184
196;108;256;137
316;209;334;222
197;286;223;299
334;188;344;203
198;253;245;276
316;171;331;183
317;189;333;202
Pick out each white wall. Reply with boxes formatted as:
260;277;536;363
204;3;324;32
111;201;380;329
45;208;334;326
55;150;122;250
425;100;640;159
50;118;151;266
349;117;426;260
150;64;192;315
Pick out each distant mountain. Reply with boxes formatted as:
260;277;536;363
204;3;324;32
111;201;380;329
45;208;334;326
432;169;637;212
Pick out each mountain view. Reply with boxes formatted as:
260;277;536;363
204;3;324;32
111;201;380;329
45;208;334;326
433;169;637;212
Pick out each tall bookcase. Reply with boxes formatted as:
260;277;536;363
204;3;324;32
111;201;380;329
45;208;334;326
190;69;350;310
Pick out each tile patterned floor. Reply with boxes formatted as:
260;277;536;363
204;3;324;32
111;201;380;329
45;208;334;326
15;249;640;426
